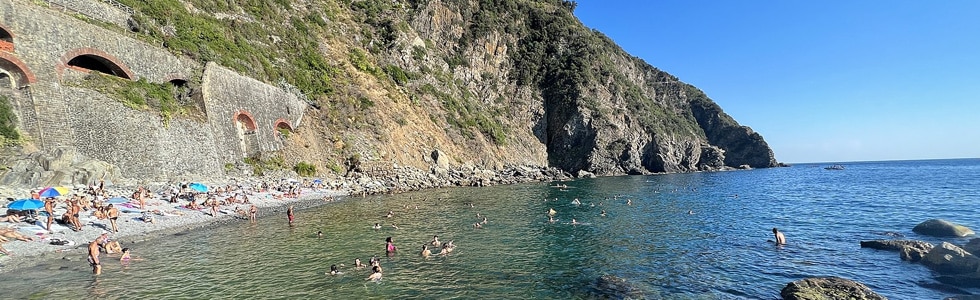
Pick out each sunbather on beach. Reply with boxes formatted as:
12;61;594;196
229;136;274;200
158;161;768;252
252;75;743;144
0;214;21;223
0;228;33;241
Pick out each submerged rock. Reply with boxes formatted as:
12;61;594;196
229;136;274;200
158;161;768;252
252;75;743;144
592;275;646;299
913;219;975;237
780;277;886;300
962;238;980;255
859;240;934;262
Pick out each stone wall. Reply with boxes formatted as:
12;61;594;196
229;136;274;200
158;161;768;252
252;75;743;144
66;87;223;180
0;0;308;183
202;63;306;162
38;0;132;29
0;0;196;83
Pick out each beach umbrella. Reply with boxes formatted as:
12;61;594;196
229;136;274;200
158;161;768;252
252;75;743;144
189;183;208;193
38;186;70;198
7;199;44;211
312;179;323;184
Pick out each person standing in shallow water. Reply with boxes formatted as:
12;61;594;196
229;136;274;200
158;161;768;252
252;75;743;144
385;237;397;255
772;227;786;245
287;206;295;226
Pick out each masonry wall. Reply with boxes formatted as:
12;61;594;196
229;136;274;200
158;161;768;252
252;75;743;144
39;0;131;29
0;0;197;83
202;63;306;162
0;0;307;181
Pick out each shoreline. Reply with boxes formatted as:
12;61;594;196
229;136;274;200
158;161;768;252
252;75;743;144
0;164;572;273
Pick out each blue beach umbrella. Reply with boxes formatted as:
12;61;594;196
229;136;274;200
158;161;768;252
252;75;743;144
312;179;323;184
7;199;44;211
189;183;208;193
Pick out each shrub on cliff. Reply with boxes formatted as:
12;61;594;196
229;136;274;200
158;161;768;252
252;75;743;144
294;161;316;177
0;95;19;143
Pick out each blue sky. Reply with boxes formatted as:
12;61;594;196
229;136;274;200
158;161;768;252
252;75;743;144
573;1;980;163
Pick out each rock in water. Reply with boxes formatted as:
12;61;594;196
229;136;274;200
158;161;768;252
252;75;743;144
962;238;980;255
592;275;646;299
913;219;975;237
859;240;934;262
780;277;886;300
922;242;980;275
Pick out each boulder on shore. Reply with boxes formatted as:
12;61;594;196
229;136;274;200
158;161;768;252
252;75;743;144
859;240;934;262
913;219;975;237
780;277;886;300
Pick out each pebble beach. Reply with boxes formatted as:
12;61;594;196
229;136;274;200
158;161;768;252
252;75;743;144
0;179;347;272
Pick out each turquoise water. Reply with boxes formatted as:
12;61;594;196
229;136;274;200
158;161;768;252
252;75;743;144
3;159;979;299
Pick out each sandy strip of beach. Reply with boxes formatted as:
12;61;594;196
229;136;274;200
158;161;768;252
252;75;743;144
0;184;347;272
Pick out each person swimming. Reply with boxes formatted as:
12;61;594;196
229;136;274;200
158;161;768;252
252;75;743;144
600;210;607;217
571;198;581;205
317;231;323;238
430;235;441;247
420;244;431;258
385;211;394;218
367;265;382;281
329;264;343;275
481;217;488;224
373;223;382;230
354;258;364;268
548;208;557;216
571;218;579;225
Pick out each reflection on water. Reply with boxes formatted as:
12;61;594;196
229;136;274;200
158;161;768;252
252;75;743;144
2;159;980;299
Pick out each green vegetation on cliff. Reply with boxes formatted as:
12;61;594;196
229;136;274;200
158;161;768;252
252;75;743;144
0;95;19;144
99;0;773;173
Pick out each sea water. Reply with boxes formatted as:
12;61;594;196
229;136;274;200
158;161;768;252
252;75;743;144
2;159;979;299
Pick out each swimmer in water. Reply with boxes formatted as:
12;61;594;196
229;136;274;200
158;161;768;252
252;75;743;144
548;208;557;216
420;244;431;258
329;264;343;275
317;231;323;238
367;265;382;281
373;223;382;230
571;218;579;225
548;216;556;223
601;210;607;217
354;258;365;268
627;199;632;206
430;235;441;247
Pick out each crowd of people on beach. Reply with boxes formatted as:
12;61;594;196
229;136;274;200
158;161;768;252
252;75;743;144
0;177;326;273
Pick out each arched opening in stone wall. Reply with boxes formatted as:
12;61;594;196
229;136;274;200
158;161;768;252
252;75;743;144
169;79;191;102
0;25;13;52
67;54;133;79
233;111;258;158
273;119;293;140
0;55;35;88
0;72;12;89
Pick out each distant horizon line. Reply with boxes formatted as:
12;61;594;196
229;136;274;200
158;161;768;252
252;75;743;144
782;157;979;165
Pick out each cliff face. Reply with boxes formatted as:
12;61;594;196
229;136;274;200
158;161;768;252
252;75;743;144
0;0;777;185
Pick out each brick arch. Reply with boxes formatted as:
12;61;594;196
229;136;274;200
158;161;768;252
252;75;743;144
57;47;135;80
272;118;293;138
0;51;36;87
273;118;293;131
232;110;257;131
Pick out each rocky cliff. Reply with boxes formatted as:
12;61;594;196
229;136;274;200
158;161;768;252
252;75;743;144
0;0;777;186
